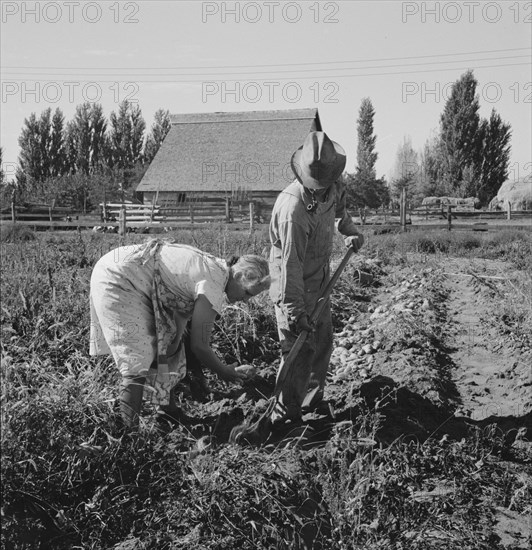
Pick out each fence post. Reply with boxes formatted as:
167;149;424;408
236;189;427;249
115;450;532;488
119;204;127;236
506;201;512;220
225;197;231;223
189;204;194;225
447;205;452;231
249;201;255;232
400;187;407;232
11;198;16;224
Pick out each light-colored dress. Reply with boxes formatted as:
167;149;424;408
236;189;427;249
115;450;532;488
89;240;229;405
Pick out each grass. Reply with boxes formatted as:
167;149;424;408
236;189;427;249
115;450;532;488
1;228;531;549
0;224;36;243
362;228;531;267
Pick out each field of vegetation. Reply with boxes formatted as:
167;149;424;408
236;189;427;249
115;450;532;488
1;224;531;550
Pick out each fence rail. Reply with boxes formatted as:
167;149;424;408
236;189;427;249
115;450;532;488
2;200;531;233
97;200;262;232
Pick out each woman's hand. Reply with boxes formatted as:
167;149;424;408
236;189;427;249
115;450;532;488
222;363;257;382
190;297;256;384
216;363;247;382
235;364;257;380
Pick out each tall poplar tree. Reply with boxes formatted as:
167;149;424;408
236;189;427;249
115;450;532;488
434;70;512;203
65;102;108;174
477;110;512;206
65;103;92;174
37;109;53;180
108;101;147;190
356;97;378;179
50;108;66;177
17;112;43;187
90;104;108;172
108;101;146;169
439;70;482;193
346;97;388;210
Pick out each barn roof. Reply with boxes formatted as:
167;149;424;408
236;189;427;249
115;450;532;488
136;108;321;194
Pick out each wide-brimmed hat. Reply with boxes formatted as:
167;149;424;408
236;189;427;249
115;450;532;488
291;131;346;189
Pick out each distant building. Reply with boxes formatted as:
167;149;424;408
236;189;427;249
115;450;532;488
135;108;322;215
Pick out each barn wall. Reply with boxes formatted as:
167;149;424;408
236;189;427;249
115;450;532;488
140;190;281;207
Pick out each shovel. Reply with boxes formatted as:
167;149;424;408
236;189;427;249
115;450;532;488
229;245;356;445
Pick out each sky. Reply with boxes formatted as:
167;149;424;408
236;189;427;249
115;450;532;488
1;0;531;184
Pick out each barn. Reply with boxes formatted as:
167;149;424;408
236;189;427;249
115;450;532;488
135;108;322;221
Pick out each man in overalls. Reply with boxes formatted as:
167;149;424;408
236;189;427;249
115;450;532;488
269;131;364;428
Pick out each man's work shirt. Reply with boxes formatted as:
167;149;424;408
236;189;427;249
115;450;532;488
269;179;360;323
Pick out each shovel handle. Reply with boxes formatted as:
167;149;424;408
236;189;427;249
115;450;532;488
274;246;355;392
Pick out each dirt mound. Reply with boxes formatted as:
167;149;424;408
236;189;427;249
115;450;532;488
185;254;530;452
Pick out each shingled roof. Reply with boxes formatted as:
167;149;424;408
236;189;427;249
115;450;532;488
136;108;321;194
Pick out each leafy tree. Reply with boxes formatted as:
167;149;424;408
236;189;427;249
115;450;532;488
345;172;389;211
418;134;445;197
50;168;124;212
477;110;512;206
20;108;68;203
65;104;91;174
390;136;419;202
108;101;146;169
432;71;512;204
144;109;171;164
356;98;378;179
108;101;129;169
89;103;108;172
456;164;477;198
37;108;53;180
438;70;482;193
0;147;17;210
108;101;146;190
346;98;388;210
17;112;43;188
130;104;145;164
65;102;108;175
50;108;67;177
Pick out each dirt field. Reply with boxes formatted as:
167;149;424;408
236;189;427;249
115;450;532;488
1;229;531;549
168;246;532;549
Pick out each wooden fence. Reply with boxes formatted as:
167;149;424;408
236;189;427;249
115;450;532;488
99;199;263;233
358;201;531;228
1;203;76;223
2;198;531;233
